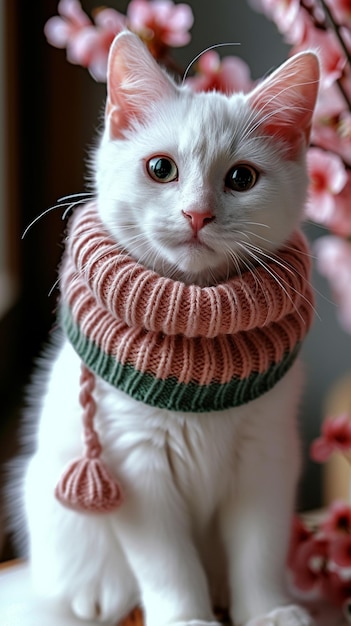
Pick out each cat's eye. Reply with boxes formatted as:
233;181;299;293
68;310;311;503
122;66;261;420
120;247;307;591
147;156;178;183
225;164;258;192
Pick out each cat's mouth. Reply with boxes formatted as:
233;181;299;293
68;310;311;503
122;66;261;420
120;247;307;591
168;234;213;253
184;234;213;251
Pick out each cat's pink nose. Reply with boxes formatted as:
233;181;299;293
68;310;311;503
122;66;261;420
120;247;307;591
182;210;215;234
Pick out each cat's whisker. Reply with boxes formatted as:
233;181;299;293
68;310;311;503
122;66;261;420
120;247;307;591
22;205;68;239
22;193;93;239
241;231;278;250
238;241;298;297
232;242;272;307
244;242;295;276
243;240;325;315
58;192;94;203
59;193;95;220
240;220;271;230
243;240;314;291
48;278;60;298
207;264;221;286
221;242;243;279
237;241;318;321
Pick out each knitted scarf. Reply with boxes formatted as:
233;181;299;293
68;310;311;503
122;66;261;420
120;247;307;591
55;201;314;513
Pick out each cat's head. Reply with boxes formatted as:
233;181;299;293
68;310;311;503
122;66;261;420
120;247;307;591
94;31;319;286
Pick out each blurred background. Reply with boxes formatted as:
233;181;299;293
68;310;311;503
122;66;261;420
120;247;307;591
1;0;351;561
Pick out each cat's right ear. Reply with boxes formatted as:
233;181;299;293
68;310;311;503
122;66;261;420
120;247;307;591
106;30;178;139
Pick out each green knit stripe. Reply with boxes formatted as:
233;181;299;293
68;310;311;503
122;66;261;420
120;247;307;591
61;307;300;412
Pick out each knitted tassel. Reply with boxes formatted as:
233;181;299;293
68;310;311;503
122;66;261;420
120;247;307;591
55;364;123;513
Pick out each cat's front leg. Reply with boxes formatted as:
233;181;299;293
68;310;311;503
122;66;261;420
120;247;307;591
113;447;220;626
220;363;313;626
25;453;138;623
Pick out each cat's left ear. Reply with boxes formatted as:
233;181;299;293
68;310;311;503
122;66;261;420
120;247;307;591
248;51;320;158
106;30;178;139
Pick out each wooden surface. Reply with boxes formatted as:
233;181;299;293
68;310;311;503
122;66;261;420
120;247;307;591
120;608;143;626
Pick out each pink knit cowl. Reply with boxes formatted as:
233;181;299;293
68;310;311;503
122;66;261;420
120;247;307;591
59;202;314;413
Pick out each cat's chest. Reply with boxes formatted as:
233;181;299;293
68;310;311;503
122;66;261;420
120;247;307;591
96;381;242;521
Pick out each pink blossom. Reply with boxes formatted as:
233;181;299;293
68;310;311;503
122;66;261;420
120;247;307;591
44;0;91;48
315;236;351;333
253;0;346;85
44;1;126;80
284;6;311;46
329;535;351;567
45;0;193;81
66;10;126;80
264;0;301;40
250;0;320;48
321;501;351;535
249;0;300;34
322;571;351;607
288;515;313;569
326;0;351;26
127;0;193;56
328;173;351;237
290;534;329;592
310;414;351;462
305;148;347;225
186;51;253;95
287;516;328;597
288;508;351;607
292;28;345;88
312;85;351;167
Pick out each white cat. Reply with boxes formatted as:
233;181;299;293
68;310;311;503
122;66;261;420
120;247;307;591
21;31;319;626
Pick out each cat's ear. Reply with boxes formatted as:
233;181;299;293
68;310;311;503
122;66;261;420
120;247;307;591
248;52;319;158
106;30;178;139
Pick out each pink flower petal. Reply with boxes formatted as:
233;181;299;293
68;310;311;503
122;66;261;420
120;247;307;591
44;17;71;48
330;535;351;567
291;535;329;592
325;0;351;25
94;8;126;31
127;0;193;49
308;148;347;196
66;28;99;66
198;50;221;74
314;237;351;333
288;514;313;568
166;3;194;30
89;53;109;82
57;0;91;27
127;0;150;29
322;500;351;535
323;414;351;450
310;437;334;462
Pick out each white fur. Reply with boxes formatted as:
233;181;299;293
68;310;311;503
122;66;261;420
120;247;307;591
20;34;319;626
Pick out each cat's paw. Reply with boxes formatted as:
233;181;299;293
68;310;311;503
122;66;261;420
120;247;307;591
71;581;136;623
245;604;313;626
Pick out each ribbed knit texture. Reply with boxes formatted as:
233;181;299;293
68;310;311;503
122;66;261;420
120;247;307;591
60;202;314;412
55;363;123;512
